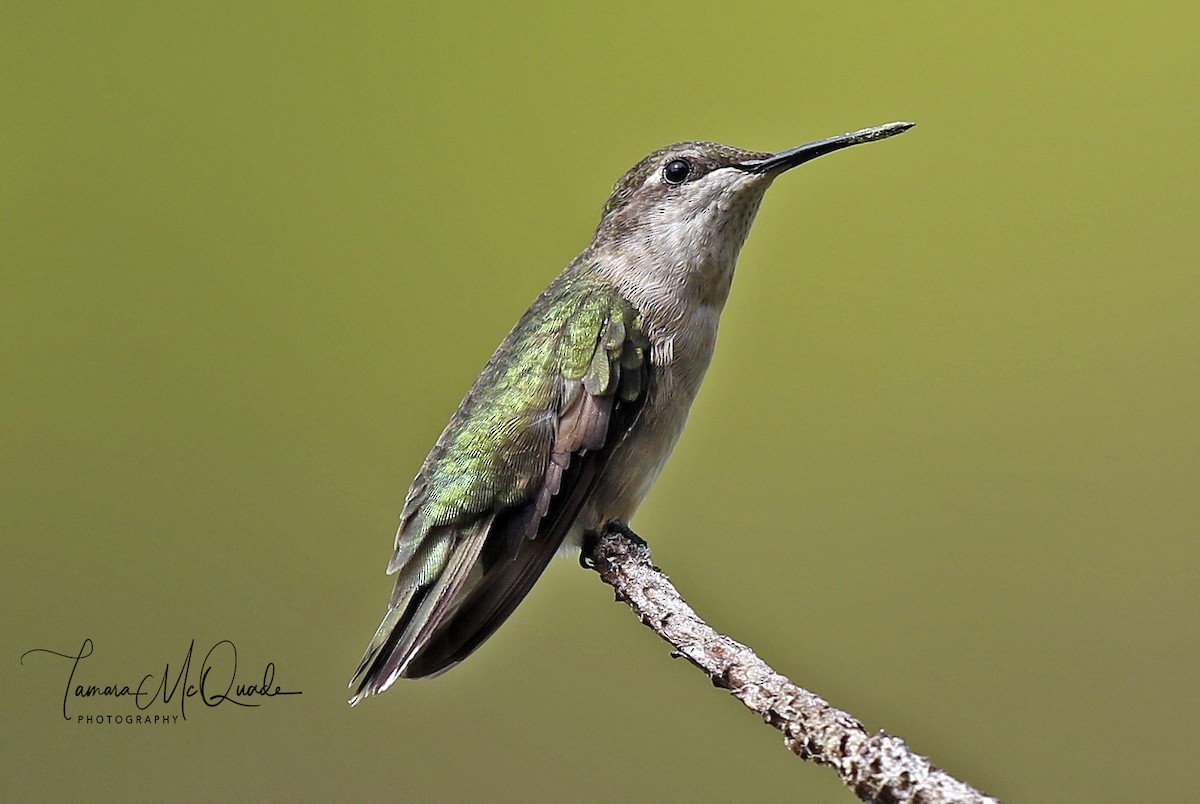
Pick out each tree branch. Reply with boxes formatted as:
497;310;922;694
582;522;998;804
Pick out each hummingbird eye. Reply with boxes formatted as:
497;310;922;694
662;158;691;185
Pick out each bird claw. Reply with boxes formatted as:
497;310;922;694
580;521;648;569
605;520;647;547
579;531;599;569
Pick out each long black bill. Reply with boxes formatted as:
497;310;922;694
737;121;915;175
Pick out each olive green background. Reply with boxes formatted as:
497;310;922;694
3;3;1197;801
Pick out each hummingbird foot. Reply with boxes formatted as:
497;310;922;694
579;530;600;569
579;521;643;568
604;519;646;547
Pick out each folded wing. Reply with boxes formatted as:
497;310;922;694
349;276;649;701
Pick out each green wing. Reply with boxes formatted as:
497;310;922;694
350;275;648;701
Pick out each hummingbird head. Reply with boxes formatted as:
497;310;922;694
592;122;914;312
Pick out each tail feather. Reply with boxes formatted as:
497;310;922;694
399;518;569;678
348;514;493;703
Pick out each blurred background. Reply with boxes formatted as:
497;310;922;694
3;2;1197;801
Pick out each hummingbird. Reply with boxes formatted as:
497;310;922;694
349;121;914;703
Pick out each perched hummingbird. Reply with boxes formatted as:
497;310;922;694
349;121;914;703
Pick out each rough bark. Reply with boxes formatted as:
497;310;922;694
582;523;999;804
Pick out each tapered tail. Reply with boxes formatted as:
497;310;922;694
348;513;568;703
